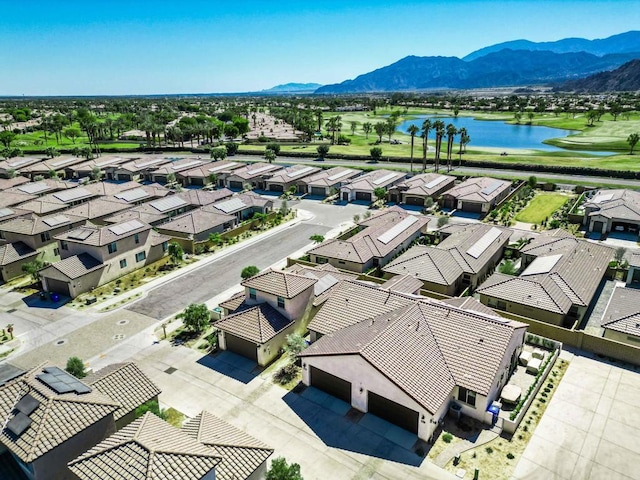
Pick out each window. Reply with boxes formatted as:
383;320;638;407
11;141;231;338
0;231;4;240
162;241;168;252
108;242;118;254
249;288;257;300
135;251;146;262
120;259;127;268
40;232;51;242
53;247;60;257
61;240;68;251
134;233;140;244
316;257;328;264
277;296;285;309
458;387;477;406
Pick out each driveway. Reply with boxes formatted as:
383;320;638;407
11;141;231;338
512;352;640;479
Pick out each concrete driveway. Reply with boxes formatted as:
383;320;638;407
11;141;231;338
512;352;640;480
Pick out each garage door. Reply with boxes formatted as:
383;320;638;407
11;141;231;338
355;192;372;202
592;221;604;233
310;187;326;196
191;178;204;186
269;184;284;192
46;278;71;297
462;201;482;213
406;196;425;206
224;334;258;362
368;391;419;434
229;181;243;190
310;366;351;403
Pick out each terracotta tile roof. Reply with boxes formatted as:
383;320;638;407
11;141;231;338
182;411;273;480
379;274;424;295
241;269;317;299
177;161;243;179
116;157;174;174
215;303;293;344
176;188;234;207
84;363;161;422
340;169;405;192
103;206;168;226
300;167;361;188
308;208;429;266
284;263;358;305
0;176;30;191
151;158;208;175
57;220;152;247
83;181;159;197
39;253;105;281
0;212;86;236
226;163;283;180
601;285;640;336
391;173;456;197
149;230;171;247
19;156;86;173
265;165;321;184
68;412;221;480
158;208;235;236
302;301;526;413
383;245;464;286
443;177;511;203
0;191;36;208
440;297;499;317
0;362;120;463
60;196;132;220
7;179;74;196
0;242;38;266
219;291;246;312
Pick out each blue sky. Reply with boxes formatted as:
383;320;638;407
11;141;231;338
1;0;638;95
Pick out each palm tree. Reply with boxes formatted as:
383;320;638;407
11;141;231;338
407;124;419;173
421;119;432;171
433;120;445;173
445;123;457;172
458;127;469;166
314;110;323;133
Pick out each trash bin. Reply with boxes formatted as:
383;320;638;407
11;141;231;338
487;404;500;424
51;293;60;302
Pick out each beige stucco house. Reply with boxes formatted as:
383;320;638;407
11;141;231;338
582;189;640;236
441;177;511;213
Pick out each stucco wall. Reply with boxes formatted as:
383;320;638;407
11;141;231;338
479;294;566;326
257;321;298;366
309;255;369;273
244;286;314;322
603;328;640;347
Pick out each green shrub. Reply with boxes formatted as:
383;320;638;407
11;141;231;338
485;447;493;454
273;363;300;385
507;452;515;460
442;432;453;443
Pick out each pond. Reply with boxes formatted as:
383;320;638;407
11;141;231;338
398;115;614;156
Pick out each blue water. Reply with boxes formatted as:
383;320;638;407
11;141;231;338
398;115;614;156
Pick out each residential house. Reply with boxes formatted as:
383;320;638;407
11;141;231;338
210;192;273;222
0;212;87;262
40;220;170;298
582;189;640;236
476;233;613;327
299;166;361;197
0;242;40;283
383;224;511;295
176;160;243;187
284;262;359;307
6;179;76;198
0;176;31;190
175;188;234;207
387;173;456;206
300;280;527;441
627;253;640;284
215;269;317;365
63;197;132;224
19;156;87;180
0;363;120;480
0;191;37;209
600;285;640;346
83;362;161;429
440;177;511;213
378;274;423;295
18;187;99;216
308;207;429;273
64;156;132;180
0;157;48;178
339;169;406;202
156;207;237;252
264;165;321;193
182;411;273;480
83;180;165;199
105;157;174;182
149;158;209;184
223;163;283;190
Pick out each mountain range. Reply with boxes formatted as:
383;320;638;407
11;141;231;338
316;31;640;94
557;59;640;92
263;83;323;93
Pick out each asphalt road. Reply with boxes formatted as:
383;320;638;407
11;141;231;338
125;222;329;320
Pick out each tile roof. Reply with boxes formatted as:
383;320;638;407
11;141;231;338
0;241;38;266
68;412;221;480
182;411;273;480
440;296;499;317
601;285;640;336
57;220;152;246
18;156;86;173
150;158;207;174
219;291;246;312
584;189;640;222
302;301;526;413
158;208;235;236
477;237;612;313
0;362;120;463
0;176;30;191
265;165;321;184
0;212;83;236
379;274;424;295
443;177;511;203
176;188;234;206
0;191;36;209
308;208;429;265
210;192;272;215
285;263;358;305
241;269;317;298
8;179;74;196
115;157;174;174
83;181;157;197
40;253;105;281
215;303;293;344
226;163;283;180
300;167;361;188
340;169;405;191
177;161;243;179
84;363;161;422
60;196;133;220
391;173;455;197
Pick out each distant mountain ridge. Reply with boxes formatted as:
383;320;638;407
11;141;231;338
557;59;640;92
464;30;640;61
263;83;323;93
316;31;640;94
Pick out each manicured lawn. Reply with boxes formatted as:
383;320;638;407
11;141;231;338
515;193;570;224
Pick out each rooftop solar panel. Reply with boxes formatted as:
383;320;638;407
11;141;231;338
149;196;188;212
108;220;145;236
8;158;32;167
18;182;50;194
521;254;563;276
53;187;92;203
15;394;40;416
591;193;613;203
67;228;94;241
42;215;71;228
424;175;450;190
214;197;247;214
0;208;14;218
50;157;75;167
135;158;167;168
377;216;419;245
480;180;505;196
287;166;315;178
372;172;399;186
96;157;124;167
37;366;92;395
115;188;149;203
208;162;238;173
313;274;339;296
247;165;275;175
6;412;32;436
466;227;504;259
327;170;354;182
172;160;202;170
